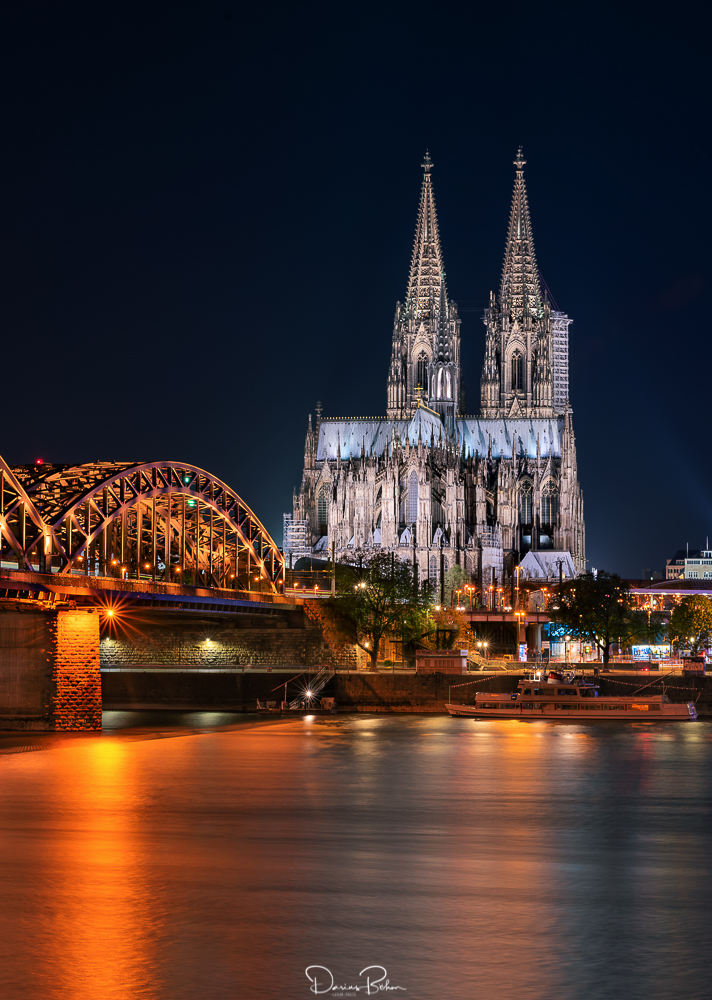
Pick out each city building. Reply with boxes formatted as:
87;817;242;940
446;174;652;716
664;547;712;580
287;151;585;589
683;548;712;579
665;550;690;580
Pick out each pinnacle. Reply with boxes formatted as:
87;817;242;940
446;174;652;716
405;154;446;320
500;148;542;320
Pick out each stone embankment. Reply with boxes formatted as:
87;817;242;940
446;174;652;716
101;668;712;717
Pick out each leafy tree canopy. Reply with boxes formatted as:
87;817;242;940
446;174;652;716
443;565;470;607
670;596;712;654
549;571;665;664
305;553;431;669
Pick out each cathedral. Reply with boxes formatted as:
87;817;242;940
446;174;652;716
285;150;585;589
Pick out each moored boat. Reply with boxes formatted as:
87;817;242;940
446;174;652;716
446;676;697;721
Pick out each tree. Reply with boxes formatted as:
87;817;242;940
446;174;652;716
443;565;469;607
670;596;712;654
419;605;475;651
549;571;665;665
305;553;430;670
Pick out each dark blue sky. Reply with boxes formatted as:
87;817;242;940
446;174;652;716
1;1;709;577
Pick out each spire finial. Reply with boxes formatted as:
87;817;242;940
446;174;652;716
514;147;526;173
422;150;433;173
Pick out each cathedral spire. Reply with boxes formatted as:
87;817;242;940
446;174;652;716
405;152;446;320
435;277;451;361
500;148;542;319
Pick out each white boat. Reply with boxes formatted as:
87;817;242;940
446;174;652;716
446;674;697;721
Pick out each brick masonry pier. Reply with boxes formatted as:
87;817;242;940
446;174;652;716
0;605;101;730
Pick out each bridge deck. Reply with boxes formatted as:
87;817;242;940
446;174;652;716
0;568;299;613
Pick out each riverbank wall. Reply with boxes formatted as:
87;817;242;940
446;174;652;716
101;668;712;716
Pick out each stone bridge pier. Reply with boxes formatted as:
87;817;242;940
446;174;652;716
0;605;102;730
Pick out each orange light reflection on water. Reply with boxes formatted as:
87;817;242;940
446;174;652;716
32;740;159;1000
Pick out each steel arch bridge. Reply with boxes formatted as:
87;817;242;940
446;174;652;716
0;456;283;593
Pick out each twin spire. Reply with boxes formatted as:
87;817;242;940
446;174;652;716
500;147;542;318
407;146;542;322
405;152;446;320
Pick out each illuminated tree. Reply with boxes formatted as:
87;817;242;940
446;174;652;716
305;553;430;670
670;596;712;655
419;605;475;651
443;565;469;607
549;572;664;665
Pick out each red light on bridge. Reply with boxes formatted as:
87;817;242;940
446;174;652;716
35;458;44;465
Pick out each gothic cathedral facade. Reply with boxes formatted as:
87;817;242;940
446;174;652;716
286;151;585;586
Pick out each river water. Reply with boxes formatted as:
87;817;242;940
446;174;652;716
1;712;711;1000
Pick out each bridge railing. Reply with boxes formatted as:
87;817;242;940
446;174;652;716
0;568;296;605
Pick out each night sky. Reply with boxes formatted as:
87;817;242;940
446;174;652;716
1;1;709;578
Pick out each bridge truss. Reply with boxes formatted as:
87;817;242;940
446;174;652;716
0;456;284;593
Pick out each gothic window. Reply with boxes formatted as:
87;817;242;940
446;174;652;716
511;352;524;391
519;481;533;525
446;370;452;399
429;555;437;581
437;369;443;399
408;470;418;523
317;485;329;533
541;482;559;525
486;498;495;527
416;353;428;395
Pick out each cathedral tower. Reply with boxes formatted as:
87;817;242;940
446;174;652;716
289;150;585;586
480;149;570;419
387;153;461;420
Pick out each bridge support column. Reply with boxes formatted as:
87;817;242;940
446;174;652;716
53;609;102;730
0;605;102;731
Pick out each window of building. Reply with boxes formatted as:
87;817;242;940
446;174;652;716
519;482;533;524
416;353;428;395
408;470;418;523
511;352;524;391
541;482;559;525
317;485;329;533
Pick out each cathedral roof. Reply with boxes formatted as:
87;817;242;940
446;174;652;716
460;417;561;459
316;415;562;461
407;405;443;443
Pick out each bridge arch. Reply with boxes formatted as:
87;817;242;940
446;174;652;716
0;458;283;593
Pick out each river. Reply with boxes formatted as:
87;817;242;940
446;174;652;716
1;712;711;1000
